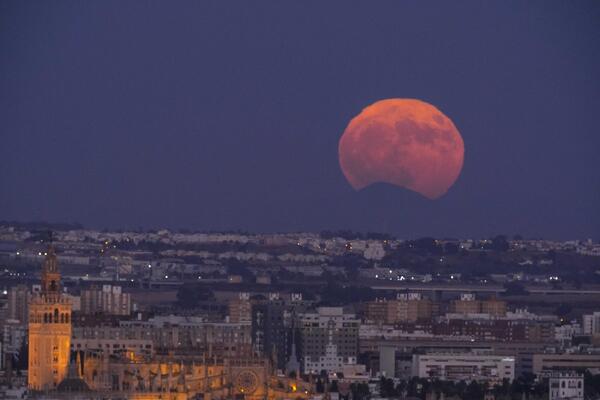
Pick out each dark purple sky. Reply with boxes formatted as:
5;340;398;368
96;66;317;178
1;1;599;239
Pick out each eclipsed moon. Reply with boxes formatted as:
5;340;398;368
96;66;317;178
338;98;464;199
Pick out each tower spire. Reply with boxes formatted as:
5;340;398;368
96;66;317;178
41;245;61;296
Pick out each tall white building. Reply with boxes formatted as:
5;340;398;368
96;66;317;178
549;372;584;400
555;323;582;343
582;312;600;336
299;307;360;373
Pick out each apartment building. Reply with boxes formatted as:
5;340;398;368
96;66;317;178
7;285;29;324
80;285;131;316
299;307;359;373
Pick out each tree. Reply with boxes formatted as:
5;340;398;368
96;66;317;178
491;235;510;252
585;370;600;399
409;237;443;255
176;284;214;308
502;281;529;296
444;242;460;255
380;377;398;397
365;232;394;240
226;260;254;280
346;265;360;283
554;303;573;319
406;377;422;397
330;380;339;392
350;383;370;400
492;378;511;398
463;380;485;400
319;282;376;306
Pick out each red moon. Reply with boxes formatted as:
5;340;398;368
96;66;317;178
338;98;464;199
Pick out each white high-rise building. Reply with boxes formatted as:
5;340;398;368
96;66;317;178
582;312;600;336
299;307;360;373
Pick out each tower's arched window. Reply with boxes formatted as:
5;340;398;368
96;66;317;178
50;280;57;292
44;313;48;323
65;313;69;323
60;313;64;323
54;308;59;323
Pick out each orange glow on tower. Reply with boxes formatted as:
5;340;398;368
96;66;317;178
28;246;72;391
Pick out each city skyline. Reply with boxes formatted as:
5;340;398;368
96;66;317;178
1;223;600;399
1;2;599;398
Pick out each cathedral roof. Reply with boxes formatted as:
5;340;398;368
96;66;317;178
56;377;91;392
57;351;91;392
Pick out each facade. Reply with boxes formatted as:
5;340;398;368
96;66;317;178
379;345;418;380
364;299;388;323
77;354;311;400
451;293;481;314
77;316;253;358
252;299;290;369
8;284;29;324
434;318;556;343
71;337;154;357
1;319;27;370
549;372;584;400
28;247;73;391
394;292;434;322
412;353;515;384
24;353;312;399
583;312;600;336
451;293;507;317
299;307;359;373
80;284;131;316
228;292;252;323
373;338;547;377
364;293;434;324
532;353;600;375
480;298;508;317
303;343;350;373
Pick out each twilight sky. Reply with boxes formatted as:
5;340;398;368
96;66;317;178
1;1;599;239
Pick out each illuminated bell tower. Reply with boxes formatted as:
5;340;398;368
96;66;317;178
28;246;72;391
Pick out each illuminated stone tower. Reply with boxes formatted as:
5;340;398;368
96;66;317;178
28;246;72;391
